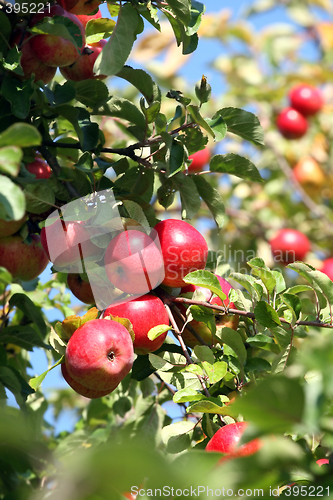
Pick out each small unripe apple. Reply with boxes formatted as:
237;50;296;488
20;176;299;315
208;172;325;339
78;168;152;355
26;158;52;179
60;40;107;81
206;422;261;460
321;258;333;281
30;5;85;68
67;273;95;304
289;84;324;117
188;148;211;173
104;230;164;295
276;107;308;139
0;215;26;237
76;8;102;27
65;318;134;392
269;228;310;264
153;219;208;288
293;156;325;189
0;234;49;281
104;294;169;355
61;363;112;398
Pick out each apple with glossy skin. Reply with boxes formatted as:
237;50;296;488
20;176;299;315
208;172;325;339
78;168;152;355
0;215;26;237
60;40;107;81
206;422;261;460
0;234;49;281
76;8;102;28
65;318;134;391
10;32;57;84
104;294;169;355
293;156;325;189
67;273;95;304
153;219;208;288
40;219;101;268
188;148;211;173
104;230;164;295
178;275;239;348
289;84;324;117
321;258;333;281
59;0;102;15
29;5;85;68
269;228;311;264
61;363;112;398
316;458;329;466
276;107;308;139
26;158;52;179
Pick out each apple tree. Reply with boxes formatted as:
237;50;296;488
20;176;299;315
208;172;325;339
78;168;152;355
0;0;333;498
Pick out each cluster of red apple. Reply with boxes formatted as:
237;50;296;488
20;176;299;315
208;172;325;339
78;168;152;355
276;84;324;139
11;0;105;84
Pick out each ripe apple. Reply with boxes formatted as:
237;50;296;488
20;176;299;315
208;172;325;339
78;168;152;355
76;8;102;28
60;40;107;81
65;318;134;391
276;107;308;139
61;363;112;398
10;31;57;84
153;219;208;288
67;273;95;304
293;156;325;190
289;84;324;117
40;219;101;268
321;258;333;281
0;234;49;281
60;0;102;15
316;458;329;467
26;158;52;179
104;294;169;355
206;422;261;460
178;275;239;348
188;148;211;173
29;5;85;68
104;230;164;295
269;228;311;264
0;215;26;237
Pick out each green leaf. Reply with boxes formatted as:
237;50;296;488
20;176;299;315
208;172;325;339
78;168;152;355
115;166;154;203
0;146;22;176
210;153;263;182
122;199;150;230
101;95;146;130
29;357;63;391
56;105;100;151
231;376;305;432
9;293;47;337
287;262;329;310
187;398;237;416
192;176;225;229
148;352;187;372
217;107;265;146
30;15;83;49
0;266;12;286
1;74;34;119
147;325;170;341
0;175;25;220
193;345;215;364
94;3;140;77
183;270;227;303
44;81;77;107
117;66;161;105
0;366;34;407
72;80;109;108
167;0;191;25
173;387;205;403
158;370;202;391
280;293;302;321
229;272;263;300
201;360;228;384
205;115;227;141
188;105;215;137
24;183;55;214
0;325;50;351
190;305;216;336
248;258;277;294
216;327;247;366
167;138;185;177
161;421;194;454
246;334;280;353
172;173;201;219
86;18;116;44
0;11;11;55
140;99;161;124
49;328;67;356
254;301;281;328
0;123;41;148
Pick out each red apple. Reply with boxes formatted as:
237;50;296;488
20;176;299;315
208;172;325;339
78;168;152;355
269;228;311;264
276;107;308;139
0;215;26;237
321;258;333;281
59;0;102;15
153;219;208;288
289;84;324;117
29;5;85;68
61;362;112;398
67;273;95;304
0;234;49;281
206;422;261;460
76;8;102;28
178;275;239;348
26;158;52;179
293;156;325;189
60;40;107;81
188;148;211;173
65;318;134;391
40;219;101;268
316;458;329;467
104;294;169;355
10;31;57;84
104;230;164;295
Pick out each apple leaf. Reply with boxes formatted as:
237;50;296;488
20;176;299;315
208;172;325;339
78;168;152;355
201;360;228;384
49;327;67;356
98;95;146;130
183;270;227;303
0;11;11;55
246;334;281;353
0;146;22;176
23;184;55;215
216;107;265;146
86;18;116;45
0;365;34;407
167;0;191;25
193;345;215;365
72;80;109;108
254;301;281;328
29;357;64;391
60;307;99;339
122;200;150;231
147;325;170;341
210;153;263;182
161;421;194;454
157;370;203;391
247;258;277;295
9;293;47;338
184;364;203;376
288;262;333;310
0;123;41;148
229;272;263;300
0;175;25;221
1;74;34;119
172;173;201;220
188;105;215;138
173;387;206;403
0;325;51;351
192;176;225;229
189;305;216;336
187;397;237;417
215;327;247;366
117;66;161;105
